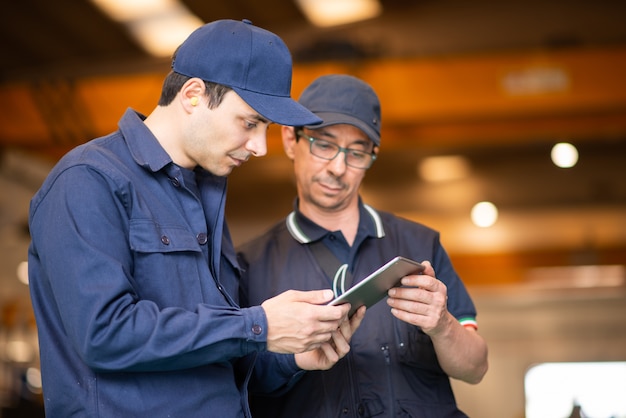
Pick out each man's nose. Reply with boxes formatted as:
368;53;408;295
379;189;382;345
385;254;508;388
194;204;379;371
247;131;268;157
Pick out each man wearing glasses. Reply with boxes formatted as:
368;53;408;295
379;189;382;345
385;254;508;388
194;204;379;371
238;74;488;417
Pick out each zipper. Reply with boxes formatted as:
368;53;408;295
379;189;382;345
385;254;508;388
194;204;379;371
346;351;361;417
381;344;395;416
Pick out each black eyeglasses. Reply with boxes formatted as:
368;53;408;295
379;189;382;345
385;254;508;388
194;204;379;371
296;131;376;169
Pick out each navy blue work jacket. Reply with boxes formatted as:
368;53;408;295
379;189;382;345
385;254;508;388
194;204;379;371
238;202;476;417
28;109;299;417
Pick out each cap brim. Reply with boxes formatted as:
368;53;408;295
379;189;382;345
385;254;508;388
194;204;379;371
233;87;322;127
304;111;380;145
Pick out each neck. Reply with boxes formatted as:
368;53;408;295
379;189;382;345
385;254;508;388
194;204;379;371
144;106;192;169
299;199;360;246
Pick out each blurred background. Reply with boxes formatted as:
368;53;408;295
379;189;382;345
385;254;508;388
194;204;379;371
1;0;625;416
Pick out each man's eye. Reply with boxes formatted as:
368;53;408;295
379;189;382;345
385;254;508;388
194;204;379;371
245;121;257;129
350;151;367;160
315;141;334;150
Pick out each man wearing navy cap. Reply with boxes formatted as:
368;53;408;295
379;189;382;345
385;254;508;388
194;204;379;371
238;74;488;417
28;20;363;417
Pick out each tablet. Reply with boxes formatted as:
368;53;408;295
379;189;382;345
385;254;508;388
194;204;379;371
327;256;425;317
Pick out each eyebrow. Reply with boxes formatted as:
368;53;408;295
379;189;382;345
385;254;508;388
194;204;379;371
249;113;270;125
310;129;371;147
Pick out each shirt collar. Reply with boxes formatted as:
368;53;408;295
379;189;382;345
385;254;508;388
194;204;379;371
118;108;173;173
286;198;385;244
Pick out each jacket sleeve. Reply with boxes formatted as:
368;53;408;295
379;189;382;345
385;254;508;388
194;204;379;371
246;352;305;396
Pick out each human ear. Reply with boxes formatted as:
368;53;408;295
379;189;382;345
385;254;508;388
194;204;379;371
281;126;298;160
180;78;205;111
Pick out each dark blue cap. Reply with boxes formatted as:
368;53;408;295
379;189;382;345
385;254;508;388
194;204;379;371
299;74;381;145
172;19;322;127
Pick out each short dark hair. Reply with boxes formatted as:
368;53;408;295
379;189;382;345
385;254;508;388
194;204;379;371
158;71;232;108
293;126;304;141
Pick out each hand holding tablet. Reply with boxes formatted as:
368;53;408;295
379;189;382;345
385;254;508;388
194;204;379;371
327;256;425;317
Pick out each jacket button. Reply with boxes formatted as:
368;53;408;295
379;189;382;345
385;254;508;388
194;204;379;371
196;232;208;245
161;235;170;245
251;324;262;335
170;177;180;187
357;404;365;415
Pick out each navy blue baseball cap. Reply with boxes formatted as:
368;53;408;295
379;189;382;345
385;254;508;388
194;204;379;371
299;74;381;145
172;19;322;127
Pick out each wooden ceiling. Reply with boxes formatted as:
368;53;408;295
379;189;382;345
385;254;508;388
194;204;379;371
3;0;626;79
2;0;626;152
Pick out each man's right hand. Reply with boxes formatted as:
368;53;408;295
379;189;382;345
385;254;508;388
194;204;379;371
261;289;351;354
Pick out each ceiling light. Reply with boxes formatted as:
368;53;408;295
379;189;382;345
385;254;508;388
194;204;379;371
17;260;29;285
90;0;203;57
26;367;43;394
551;142;579;168
418;155;471;182
128;10;204;58
296;0;382;27
89;0;177;22
471;201;498;228
6;340;35;363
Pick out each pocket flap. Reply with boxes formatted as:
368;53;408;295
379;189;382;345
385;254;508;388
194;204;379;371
130;219;200;253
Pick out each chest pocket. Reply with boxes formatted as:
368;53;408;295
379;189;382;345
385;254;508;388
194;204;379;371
128;219;206;307
130;219;201;253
